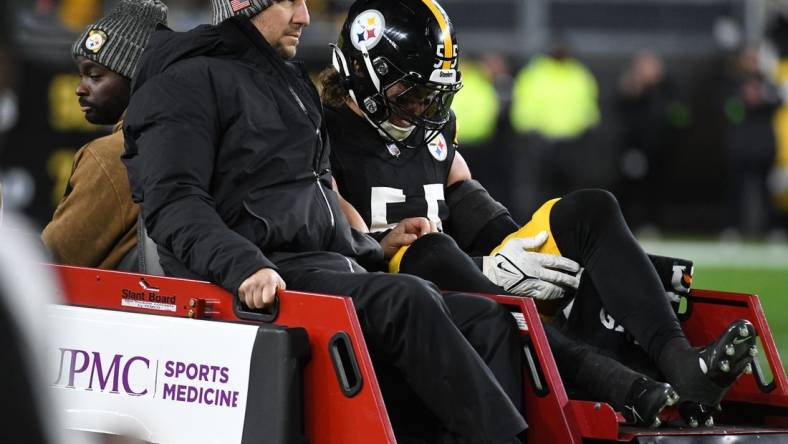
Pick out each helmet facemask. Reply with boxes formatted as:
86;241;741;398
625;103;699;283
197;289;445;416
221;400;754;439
349;51;462;149
381;69;460;143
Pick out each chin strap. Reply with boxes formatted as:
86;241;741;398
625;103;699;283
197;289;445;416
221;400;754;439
331;44;361;109
357;42;381;92
331;44;392;136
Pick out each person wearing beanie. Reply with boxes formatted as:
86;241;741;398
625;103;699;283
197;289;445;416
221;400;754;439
42;0;167;271
211;0;272;25
123;1;526;442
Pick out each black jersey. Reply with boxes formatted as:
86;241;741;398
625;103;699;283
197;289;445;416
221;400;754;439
328;104;458;233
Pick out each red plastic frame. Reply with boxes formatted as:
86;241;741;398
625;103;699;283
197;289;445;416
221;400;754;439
52;265;788;443
52;264;395;444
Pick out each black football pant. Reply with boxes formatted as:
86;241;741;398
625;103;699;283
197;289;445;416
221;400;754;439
549;189;685;370
270;251;526;444
440;188;687;373
398;232;648;406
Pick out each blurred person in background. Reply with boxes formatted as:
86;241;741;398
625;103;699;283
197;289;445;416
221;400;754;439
509;37;600;220
41;0;167;271
616;50;686;234
2;211;142;443
0;212;74;444
451;54;513;210
721;46;781;239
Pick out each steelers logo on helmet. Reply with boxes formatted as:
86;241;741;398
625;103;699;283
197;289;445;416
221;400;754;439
84;29;108;54
427;133;448;161
350;9;385;51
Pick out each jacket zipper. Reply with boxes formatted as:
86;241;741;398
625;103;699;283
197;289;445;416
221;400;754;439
286;82;336;245
314;170;338;251
314;171;335;228
287;84;324;172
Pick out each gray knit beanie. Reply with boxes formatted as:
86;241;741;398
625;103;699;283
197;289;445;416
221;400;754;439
211;0;274;25
72;0;168;79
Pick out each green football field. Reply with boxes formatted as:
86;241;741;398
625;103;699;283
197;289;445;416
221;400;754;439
640;239;788;377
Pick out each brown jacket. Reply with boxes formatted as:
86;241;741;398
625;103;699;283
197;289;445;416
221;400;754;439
42;120;138;269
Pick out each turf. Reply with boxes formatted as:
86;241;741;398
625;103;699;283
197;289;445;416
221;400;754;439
639;239;788;378
693;267;788;377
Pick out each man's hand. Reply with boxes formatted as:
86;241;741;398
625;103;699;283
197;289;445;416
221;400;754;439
483;231;582;300
379;217;436;259
238;268;286;309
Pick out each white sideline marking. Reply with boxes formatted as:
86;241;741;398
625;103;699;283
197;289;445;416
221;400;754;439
639;240;788;269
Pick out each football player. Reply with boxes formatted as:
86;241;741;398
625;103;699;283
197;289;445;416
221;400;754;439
322;0;756;428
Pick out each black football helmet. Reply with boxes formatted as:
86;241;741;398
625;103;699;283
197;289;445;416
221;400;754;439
332;0;462;148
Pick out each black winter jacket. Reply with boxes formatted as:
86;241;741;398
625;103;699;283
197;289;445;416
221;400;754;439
123;17;382;294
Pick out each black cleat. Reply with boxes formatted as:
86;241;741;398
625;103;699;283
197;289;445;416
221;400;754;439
622;377;679;427
699;319;757;388
678;319;757;427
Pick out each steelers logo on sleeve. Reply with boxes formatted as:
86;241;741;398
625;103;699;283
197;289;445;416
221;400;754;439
427;133;448;161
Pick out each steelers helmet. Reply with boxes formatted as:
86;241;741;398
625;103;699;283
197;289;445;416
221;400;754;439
332;0;462;148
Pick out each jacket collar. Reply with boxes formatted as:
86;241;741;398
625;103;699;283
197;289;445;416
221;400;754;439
113;111;126;134
217;16;320;122
218;16;284;76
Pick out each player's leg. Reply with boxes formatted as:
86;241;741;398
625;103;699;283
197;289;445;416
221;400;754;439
396;232;678;426
547;189;756;425
398;232;506;294
544;322;678;427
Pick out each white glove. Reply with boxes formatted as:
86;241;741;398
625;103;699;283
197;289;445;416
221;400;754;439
482;231;582;300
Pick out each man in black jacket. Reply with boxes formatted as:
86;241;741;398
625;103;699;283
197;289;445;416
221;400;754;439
122;1;526;442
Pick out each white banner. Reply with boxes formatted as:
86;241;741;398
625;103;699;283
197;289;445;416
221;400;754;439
47;305;259;443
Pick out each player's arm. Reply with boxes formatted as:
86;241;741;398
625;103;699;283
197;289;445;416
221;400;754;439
444;151;519;254
331;177;432;259
447;153;581;299
446;149;472;186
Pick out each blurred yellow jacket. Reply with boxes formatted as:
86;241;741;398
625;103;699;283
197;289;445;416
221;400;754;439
510;55;600;140
452;61;499;145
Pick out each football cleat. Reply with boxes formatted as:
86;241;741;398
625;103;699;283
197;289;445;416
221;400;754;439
677;319;757;427
699;319;757;388
622;377;678;427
